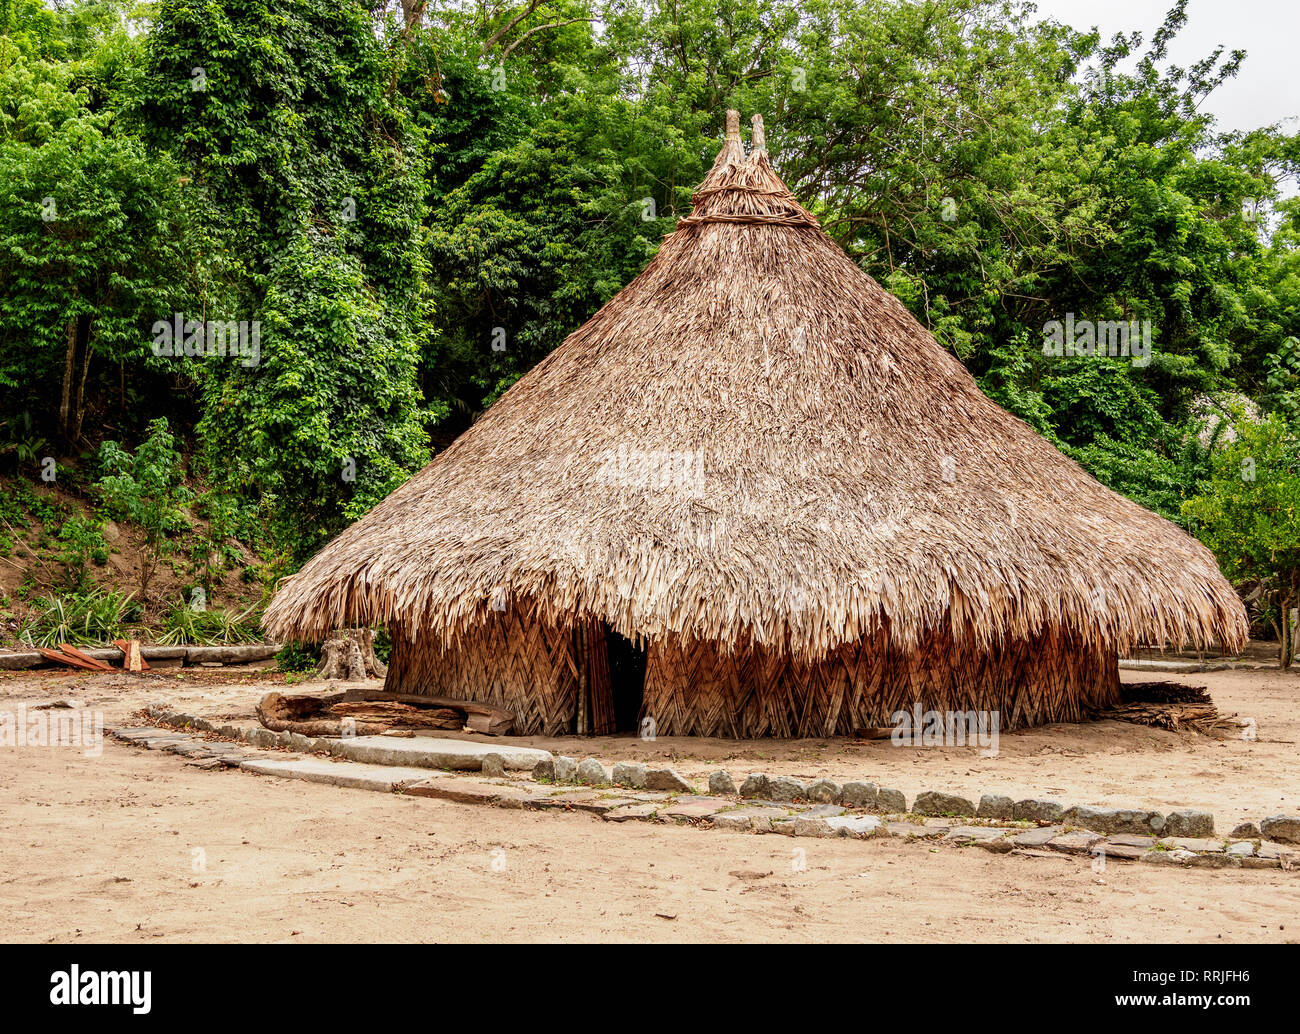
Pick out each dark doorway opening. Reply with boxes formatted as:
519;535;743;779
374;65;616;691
605;628;647;733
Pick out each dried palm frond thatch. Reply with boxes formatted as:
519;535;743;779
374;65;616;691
1093;683;1239;735
264;111;1246;734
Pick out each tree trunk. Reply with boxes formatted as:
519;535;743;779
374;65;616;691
1281;594;1295;670
400;0;425;27
58;317;77;444
57;314;91;447
317;627;387;681
69;318;93;446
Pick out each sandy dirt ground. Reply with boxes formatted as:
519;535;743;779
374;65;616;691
2;663;1298;943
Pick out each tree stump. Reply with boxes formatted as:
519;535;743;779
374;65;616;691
317;627;388;681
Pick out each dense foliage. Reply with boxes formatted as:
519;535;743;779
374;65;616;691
1;0;1297;654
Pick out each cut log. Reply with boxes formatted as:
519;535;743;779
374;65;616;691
254;691;464;736
256;691;389;737
341;688;513;734
317;627;387;681
330;701;463;729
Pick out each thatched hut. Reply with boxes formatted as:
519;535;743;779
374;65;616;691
265;111;1246;737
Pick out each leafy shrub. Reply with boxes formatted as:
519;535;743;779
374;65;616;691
55;513;109;590
21;588;140;647
96;418;193;597
155;601;262;646
0;411;49;474
275;641;320;673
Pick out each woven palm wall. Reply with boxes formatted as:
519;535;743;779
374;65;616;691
386;614;1119;737
642;625;1120;737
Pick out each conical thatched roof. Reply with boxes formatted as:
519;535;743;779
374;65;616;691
265;111;1247;659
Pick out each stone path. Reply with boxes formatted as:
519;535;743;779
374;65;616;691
107;719;1300;875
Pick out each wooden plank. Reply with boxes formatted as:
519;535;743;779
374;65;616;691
37;647;104;672
57;644;114;672
113;639;149;671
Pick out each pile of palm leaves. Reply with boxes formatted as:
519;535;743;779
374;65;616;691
1093;681;1239;735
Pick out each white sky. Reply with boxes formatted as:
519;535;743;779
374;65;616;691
1028;0;1299;134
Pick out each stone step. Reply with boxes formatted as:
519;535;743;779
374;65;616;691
324;734;551;772
239;756;434;792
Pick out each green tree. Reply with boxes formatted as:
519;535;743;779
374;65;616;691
1183;415;1300;667
0;54;194;445
133;0;433;557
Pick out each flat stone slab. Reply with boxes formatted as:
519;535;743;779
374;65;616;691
1105;834;1157;849
1094;843;1147;861
710;806;790;831
738;799;807;813
946;826;1012;844
556;794;647;816
825;815;884;838
661;798;724;822
1048;831;1104;854
144;735;195;750
200;741;250;755
326;735;551;772
1013;826;1065;848
603;802;662;822
1257;841;1298;861
241;757;435;793
1158;837;1225;853
110;726;168;742
1186;852;1236;869
886;822;948;839
403;778;545;808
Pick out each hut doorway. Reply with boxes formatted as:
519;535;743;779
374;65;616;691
605;627;647;733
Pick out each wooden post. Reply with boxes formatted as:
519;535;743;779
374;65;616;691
575;624;589;735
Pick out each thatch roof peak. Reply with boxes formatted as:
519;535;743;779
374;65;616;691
264;111;1247;659
681;109;819;232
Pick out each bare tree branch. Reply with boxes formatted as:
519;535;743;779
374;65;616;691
479;0;546;55
501;17;595;61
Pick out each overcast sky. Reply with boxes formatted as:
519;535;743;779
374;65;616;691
1028;0;1298;134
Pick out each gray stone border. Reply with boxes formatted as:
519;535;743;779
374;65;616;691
133;707;1300;866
